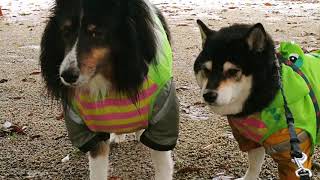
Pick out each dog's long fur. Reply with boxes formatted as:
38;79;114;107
40;0;173;179
40;0;171;103
40;0;81;104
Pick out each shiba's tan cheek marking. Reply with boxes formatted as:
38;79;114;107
217;74;245;91
195;71;206;87
80;48;110;74
204;61;212;71
223;61;237;72
87;24;96;32
217;79;233;91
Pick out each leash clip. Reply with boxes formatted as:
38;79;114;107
291;153;312;178
295;167;312;178
291;152;307;168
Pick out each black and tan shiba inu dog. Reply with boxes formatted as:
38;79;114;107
194;20;320;179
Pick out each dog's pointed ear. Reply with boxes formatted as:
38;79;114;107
197;19;214;47
55;0;62;6
246;23;267;52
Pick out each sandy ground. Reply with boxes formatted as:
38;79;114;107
0;0;319;179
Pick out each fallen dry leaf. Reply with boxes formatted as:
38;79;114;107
22;78;36;83
30;134;41;140
56;113;64;121
12;96;23;100
29;71;41;75
0;79;8;83
193;101;206;106
2;121;27;135
176;86;190;91
11;125;27;134
176;23;189;27
264;2;273;6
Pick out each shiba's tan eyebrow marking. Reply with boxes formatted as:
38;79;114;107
223;61;238;72
204;61;212;70
60;19;72;30
87;24;96;31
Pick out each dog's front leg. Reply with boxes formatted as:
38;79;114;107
150;150;174;180
239;147;265;180
88;140;110;180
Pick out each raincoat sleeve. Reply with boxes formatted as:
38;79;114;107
64;106;110;153
140;79;180;151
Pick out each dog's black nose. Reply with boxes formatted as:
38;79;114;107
61;70;79;84
203;91;217;103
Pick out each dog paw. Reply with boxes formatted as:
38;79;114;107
110;133;126;143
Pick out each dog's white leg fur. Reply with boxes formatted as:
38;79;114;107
237;147;265;180
135;130;144;141
109;133;126;143
88;141;110;180
150;150;174;180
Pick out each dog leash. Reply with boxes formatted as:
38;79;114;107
276;53;319;180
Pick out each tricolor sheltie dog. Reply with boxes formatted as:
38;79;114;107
194;20;320;179
40;0;179;179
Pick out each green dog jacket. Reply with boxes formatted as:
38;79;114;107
228;42;320;149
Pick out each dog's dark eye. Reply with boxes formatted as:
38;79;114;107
86;25;104;39
61;21;79;40
88;29;104;39
225;69;240;77
61;26;73;37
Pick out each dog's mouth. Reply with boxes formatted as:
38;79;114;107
204;101;219;106
202;92;243;115
207;103;238;115
205;101;232;107
202;90;236;107
60;72;91;87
